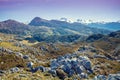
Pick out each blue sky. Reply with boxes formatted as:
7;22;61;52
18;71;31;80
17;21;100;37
0;0;120;22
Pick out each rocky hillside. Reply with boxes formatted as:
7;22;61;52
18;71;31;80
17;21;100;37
84;30;120;64
0;30;120;80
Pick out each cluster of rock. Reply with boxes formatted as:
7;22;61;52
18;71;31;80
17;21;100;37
27;62;48;73
0;47;13;54
77;45;114;60
0;67;21;76
26;51;120;80
49;53;93;79
27;53;93;79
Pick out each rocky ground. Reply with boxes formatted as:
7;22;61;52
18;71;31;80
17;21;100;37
0;33;120;80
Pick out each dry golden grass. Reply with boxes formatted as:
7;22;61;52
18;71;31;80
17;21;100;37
93;38;120;53
0;53;26;70
33;42;81;61
92;58;120;75
0;41;21;51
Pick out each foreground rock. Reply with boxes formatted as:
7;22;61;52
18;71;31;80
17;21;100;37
49;53;93;79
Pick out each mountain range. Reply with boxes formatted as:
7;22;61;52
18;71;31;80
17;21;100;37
1;17;120;42
29;17;111;36
87;22;120;31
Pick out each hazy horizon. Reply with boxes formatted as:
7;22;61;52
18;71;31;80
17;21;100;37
0;0;120;22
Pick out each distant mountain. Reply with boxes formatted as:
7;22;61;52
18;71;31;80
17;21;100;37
87;22;120;31
27;17;112;42
29;17;51;27
29;17;111;36
0;18;112;43
0;19;30;35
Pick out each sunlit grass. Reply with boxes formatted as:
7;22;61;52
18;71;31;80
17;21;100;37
0;53;26;70
0;41;21;51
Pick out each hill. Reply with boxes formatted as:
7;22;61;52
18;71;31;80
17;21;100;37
0;19;30;35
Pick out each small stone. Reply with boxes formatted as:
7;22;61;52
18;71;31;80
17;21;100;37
10;67;20;73
23;55;29;59
27;62;34;68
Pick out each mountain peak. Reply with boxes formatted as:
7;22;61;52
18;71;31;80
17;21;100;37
33;17;42;20
32;17;48;22
29;17;49;26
